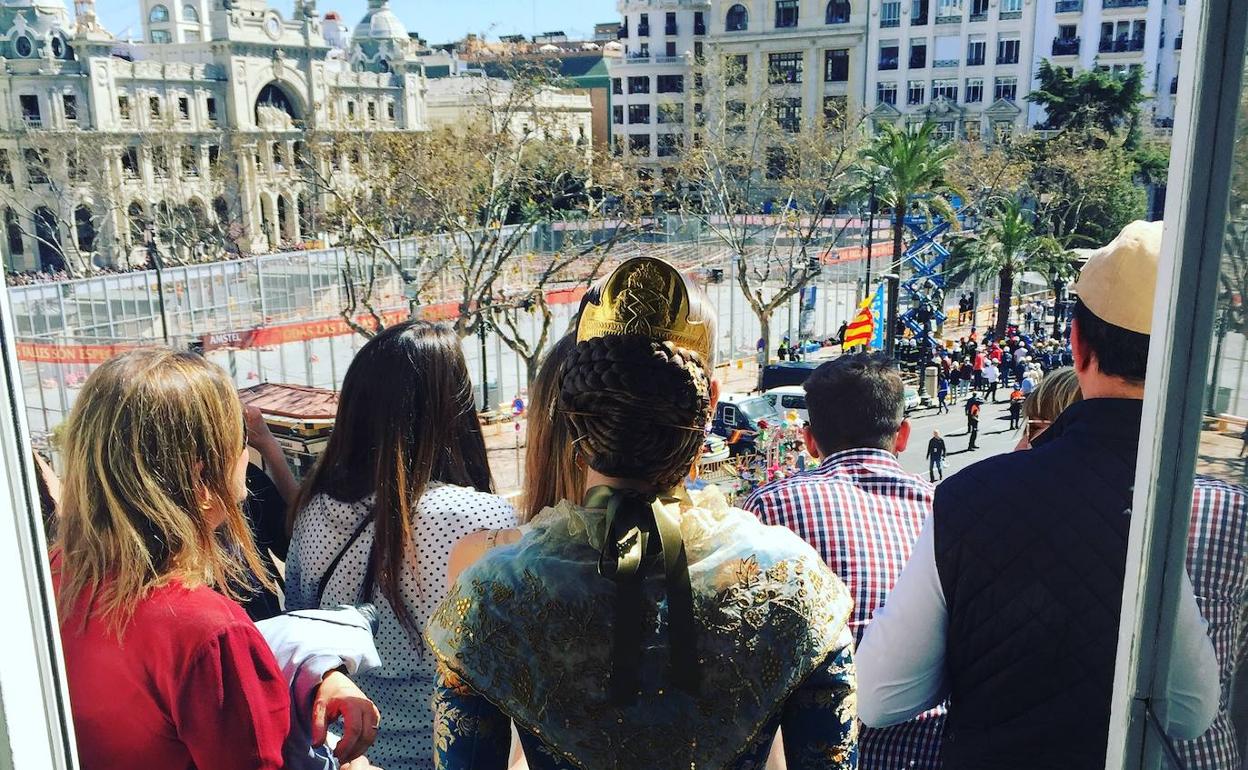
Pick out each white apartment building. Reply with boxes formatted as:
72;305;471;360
0;0;429;273
710;0;867;131
1030;0;1183;127
606;0;710;163
425;75;595;151
864;0;1038;141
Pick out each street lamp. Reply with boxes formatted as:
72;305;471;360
144;223;170;344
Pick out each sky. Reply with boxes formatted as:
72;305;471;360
91;0;619;44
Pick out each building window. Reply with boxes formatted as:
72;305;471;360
62;94;77;122
13;35;33;58
182;145;198;176
24;149;48;184
932;78;958;101
178;96;190;120
665;11;677;34
726;54;749;85
826;0;851;23
19;95;40;127
881;1;901;27
695;10;706;34
207;144;220;171
151;30;171;43
628;134;651;156
910;40;928;68
823;95;848;125
773;97;802;132
149;4;169;22
118;94;131;121
657;74;684;93
0;150;11;185
5;208;23;254
965;77;984;102
824;49;849;82
766;147;793;179
965;120;981;141
936;0;962;21
694;41;703;60
657;133;682;157
776;0;799;27
612;78;622;95
907;80;926;105
997;36;1020;64
665;41;676;57
967;38;986;65
993;120;1013;142
183;3;200;21
768;52;803;84
639;42;650;58
367;101;377;121
628;104;651;124
911;0;930;23
387;101;396;121
121;147;139;177
347;100;357;119
628;76;650;94
1000;0;1022;14
877;81;898;105
994;75;1018;101
149;96;161;119
879;43;900;70
726;4;749;31
637;13;650;36
657;103;685;124
152;147;169;177
970;0;988;19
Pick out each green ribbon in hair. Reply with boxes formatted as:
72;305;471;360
584;485;700;706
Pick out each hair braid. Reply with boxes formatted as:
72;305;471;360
560;335;711;491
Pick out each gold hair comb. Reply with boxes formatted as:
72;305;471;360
577;257;712;360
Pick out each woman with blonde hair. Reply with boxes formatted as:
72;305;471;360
55;349;376;770
1016;366;1083;450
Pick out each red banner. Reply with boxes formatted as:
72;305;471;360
201;308;412;351
16;342;139;364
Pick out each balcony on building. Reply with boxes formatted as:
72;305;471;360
1099;35;1145;52
936;12;962;23
969;10;988;21
933;58;959;67
1102;0;1147;7
1052;36;1081;55
1056;0;1083;10
637;21;650;36
618;22;628;38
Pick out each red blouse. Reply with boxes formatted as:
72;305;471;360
56;573;289;770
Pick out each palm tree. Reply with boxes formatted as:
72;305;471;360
856;122;963;286
948;197;1073;338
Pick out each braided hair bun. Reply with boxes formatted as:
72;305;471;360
560;334;711;491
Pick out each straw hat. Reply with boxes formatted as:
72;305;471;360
1070;220;1163;335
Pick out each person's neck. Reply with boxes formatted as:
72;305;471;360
583;469;658;498
1077;370;1146;400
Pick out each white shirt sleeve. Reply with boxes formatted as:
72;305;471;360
1156;572;1221;740
856;516;950;727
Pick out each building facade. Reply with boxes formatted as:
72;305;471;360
425;75;594;151
606;0;1188;151
0;0;429;274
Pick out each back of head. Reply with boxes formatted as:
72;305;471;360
523;333;583;521
560;258;716;493
804;352;905;454
296;320;491;629
56;348;264;634
1024;367;1083;425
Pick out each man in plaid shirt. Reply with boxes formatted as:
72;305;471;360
1177;475;1248;769
744;352;942;770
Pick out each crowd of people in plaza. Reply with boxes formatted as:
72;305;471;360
37;220;1248;770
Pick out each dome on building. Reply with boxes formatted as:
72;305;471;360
354;0;407;40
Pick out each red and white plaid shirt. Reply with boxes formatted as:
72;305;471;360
743;448;943;770
1176;476;1248;770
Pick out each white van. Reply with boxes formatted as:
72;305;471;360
764;385;808;424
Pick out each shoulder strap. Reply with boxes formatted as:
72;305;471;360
315;509;376;607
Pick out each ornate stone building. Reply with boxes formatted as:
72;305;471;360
0;0;428;273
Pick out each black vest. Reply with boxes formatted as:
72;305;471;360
933;399;1143;769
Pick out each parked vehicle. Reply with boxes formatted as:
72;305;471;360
711;394;781;455
759;361;820;391
764;386;808;424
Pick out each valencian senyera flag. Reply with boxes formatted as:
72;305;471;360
844;283;887;350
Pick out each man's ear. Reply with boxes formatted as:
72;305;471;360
801;424;821;460
894;419;911;455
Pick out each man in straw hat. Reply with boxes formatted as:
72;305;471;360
855;220;1220;769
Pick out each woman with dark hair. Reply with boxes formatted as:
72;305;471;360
426;258;858;769
285;321;517;770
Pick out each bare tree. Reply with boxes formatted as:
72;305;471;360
674;55;865;380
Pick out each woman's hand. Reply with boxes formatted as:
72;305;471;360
313;669;381;764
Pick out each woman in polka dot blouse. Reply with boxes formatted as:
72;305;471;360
285;321;518;770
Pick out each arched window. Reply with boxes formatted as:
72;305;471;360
182;3;200;22
74;206;96;253
826;0;851;23
13;36;33;58
33;207;63;272
149;4;170;23
128;201;146;245
726;4;748;31
5;208;23;256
